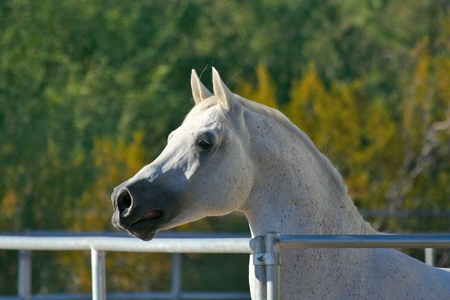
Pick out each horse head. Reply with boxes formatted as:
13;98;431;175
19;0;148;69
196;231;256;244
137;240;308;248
111;68;253;240
110;69;450;299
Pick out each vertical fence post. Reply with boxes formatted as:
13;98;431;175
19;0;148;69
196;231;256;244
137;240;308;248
171;253;182;300
91;248;106;300
253;235;266;300
265;232;280;300
18;250;32;300
425;248;435;266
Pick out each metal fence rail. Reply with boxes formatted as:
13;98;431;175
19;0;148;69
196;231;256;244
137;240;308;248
252;233;450;300
0;235;253;253
1;233;449;300
276;234;450;249
0;233;252;300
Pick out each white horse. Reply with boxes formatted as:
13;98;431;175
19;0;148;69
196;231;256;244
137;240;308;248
111;68;450;299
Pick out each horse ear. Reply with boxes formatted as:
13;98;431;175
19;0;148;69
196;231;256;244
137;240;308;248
212;67;234;111
191;69;213;104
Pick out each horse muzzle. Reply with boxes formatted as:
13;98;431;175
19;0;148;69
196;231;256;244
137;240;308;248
111;179;170;241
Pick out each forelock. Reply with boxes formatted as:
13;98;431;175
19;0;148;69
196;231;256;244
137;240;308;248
184;97;223;123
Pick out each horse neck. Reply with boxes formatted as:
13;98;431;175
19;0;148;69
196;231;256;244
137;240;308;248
240;111;375;237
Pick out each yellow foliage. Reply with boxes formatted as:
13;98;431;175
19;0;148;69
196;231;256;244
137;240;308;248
435;58;450;112
287;63;327;138
363;100;401;167
286;62;401;204
404;40;431;142
238;64;278;108
69;131;148;232
0;191;18;221
403;38;450;154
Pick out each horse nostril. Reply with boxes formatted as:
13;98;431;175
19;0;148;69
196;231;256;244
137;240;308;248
117;189;133;216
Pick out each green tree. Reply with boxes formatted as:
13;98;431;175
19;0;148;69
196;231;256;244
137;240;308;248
1;0;449;294
384;36;450;232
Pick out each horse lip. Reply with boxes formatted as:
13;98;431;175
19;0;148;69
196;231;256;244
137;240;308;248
132;210;163;226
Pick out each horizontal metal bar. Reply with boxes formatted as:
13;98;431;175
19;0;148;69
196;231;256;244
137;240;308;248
2;235;450;252
0;236;253;253
106;292;251;300
359;209;450;218
0;292;251;300
178;292;250;299
277;234;450;249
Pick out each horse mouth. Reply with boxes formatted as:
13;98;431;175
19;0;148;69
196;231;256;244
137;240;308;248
126;210;164;241
132;210;163;227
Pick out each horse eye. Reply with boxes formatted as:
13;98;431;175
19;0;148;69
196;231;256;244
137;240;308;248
196;139;213;152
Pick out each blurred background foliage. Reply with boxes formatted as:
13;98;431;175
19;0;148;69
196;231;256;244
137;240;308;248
0;0;449;296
